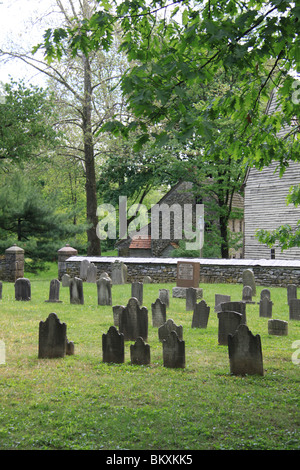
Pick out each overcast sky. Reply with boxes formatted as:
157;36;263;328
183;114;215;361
0;0;60;86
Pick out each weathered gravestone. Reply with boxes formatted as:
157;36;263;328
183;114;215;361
119;297;148;341
131;282;143;305
15;278;31;301
0;281;2;300
192;300;210;328
287;285;297;305
268;319;288;336
289;298;300;320
220;301;246;325
61;274;71;287
45;279;62;303
143;275;152;284
38;312;74;358
242;285;255;304
130;337;151;365
97;277;112;306
86;263;97;283
163;330;185;368
69;277;84;305
159;288;169;307
80;259;90;281
242;269;256;296
112;305;124;327
217;311;243;346
228;324;264;376
260;289;271;301
172;261;203;299
158;318;183;342
111;261;127;285
214;294;231;313
259;297;273;318
102;326;124;364
186;287;197;311
151;298;167;327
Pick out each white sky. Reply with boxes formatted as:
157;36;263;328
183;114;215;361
0;0;60;86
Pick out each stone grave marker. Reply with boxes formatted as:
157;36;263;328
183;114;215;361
220;301;246;324
159;288;169;307
192;300;210;328
112;305;124;327
228;324;264;376
131;281;143;305
15;278;31;301
100;272;110;279
217;310;243;346
0;281;2;300
287;285;297;305
45;279;62;303
186;287;197;312
102;326;124;364
214;294;231;312
242;285;255;304
242;269;256;296
289;298;300;320
86;263;97;283
143;275;152;284
111;260;127;285
69;277;84;305
268;319;288;336
260;289;271;301
38;312;70;359
119;297;148;341
151;298;167;327
163;330;185;368
172;260;202;299
130;337;151;365
259;297;272;318
158;318;183;342
62;274;71;287
97;277;112;306
80;259;90;281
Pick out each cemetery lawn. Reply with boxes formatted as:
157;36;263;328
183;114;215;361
0;263;299;451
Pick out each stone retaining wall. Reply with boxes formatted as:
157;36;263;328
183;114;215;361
62;255;300;287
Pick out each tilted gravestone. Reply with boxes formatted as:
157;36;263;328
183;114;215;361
38;312;74;358
214;294;231;313
228;324;264;376
102;326;124;364
97;277;112;306
163;330;185;368
287;284;297;305
186;287;197;311
69;277;84;305
119;297;148;341
130;337;151;365
131;282;143;305
15;278;31;301
217;310;243;346
159;288;169;307
158;318;183;342
86;263;97;283
112;305;124;327
220;301;246;325
259;297;272;318
268;319;288;336
151;298;167;327
192;300;210;328
242;269;256;296
289;298;300;320
45;279;62;303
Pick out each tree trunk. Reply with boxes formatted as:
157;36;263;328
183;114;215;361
82;55;101;256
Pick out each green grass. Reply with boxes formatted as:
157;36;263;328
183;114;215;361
0;264;299;450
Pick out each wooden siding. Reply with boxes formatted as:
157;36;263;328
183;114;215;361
244;161;300;259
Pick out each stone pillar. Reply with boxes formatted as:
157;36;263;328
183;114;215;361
57;244;78;280
5;245;24;282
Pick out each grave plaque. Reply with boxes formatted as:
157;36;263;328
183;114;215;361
228;324;264;376
176;261;200;288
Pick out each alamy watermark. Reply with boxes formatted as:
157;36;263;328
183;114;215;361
96;196;204;251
